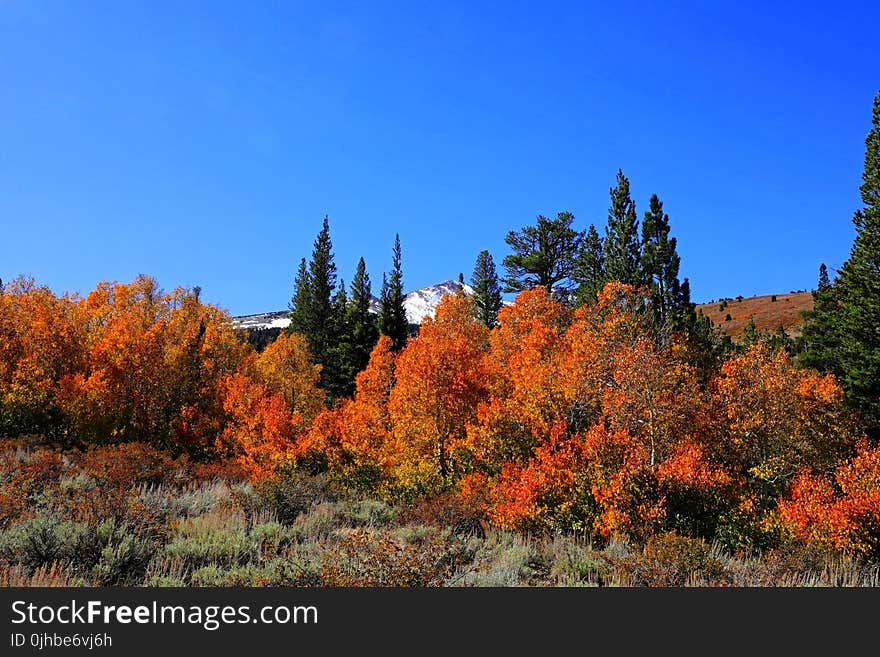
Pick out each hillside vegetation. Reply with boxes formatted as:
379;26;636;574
696;292;813;339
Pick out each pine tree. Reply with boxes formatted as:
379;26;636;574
687;311;733;382
288;257;311;337
470;250;503;328
288;215;338;400
502;211;582;295
604;169;643;286
743;316;759;348
344;257;380;390
641;194;693;333
801;91;880;429
830;90;880;426
800;264;842;374
819;262;830;289
770;324;793;354
379;234;409;350
309;215;337;355
572;224;606;307
322;280;350;401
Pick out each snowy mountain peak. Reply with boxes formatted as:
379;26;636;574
233;279;475;332
402;279;473;324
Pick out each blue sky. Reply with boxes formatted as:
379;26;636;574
1;1;877;316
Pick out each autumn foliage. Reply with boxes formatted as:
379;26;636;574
776;439;880;559
0;275;316;474
0;275;871;557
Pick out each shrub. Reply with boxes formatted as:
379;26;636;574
613;532;729;586
398;493;485;537
544;536;611;586
459;531;546;586
242;473;339;525
88;522;156;585
189;556;322;587
0;512;71;571
291;502;344;540
321;527;468;586
188;459;249;484
0;447;65;527
161;509;257;570
137;480;231;520
338;499;395;528
77;442;186;488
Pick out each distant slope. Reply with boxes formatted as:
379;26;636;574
695;291;813;339
233;279;475;331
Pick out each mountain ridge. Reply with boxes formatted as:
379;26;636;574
233;279;476;331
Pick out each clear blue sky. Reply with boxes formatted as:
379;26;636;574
1;1;878;316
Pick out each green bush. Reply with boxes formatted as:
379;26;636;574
460;532;545;586
89;525;155;585
0;512;71;571
190;556;322;587
161;511;257;570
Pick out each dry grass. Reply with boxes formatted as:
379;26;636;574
0;561;83;586
696;291;813;339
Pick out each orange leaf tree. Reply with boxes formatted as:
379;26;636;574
777;439;880;559
388;291;491;497
709;344;858;503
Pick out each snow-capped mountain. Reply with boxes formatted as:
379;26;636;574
399;279;474;325
233;280;476;331
232;310;293;331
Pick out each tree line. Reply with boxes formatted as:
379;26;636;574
283;86;880;433
283;166;729;403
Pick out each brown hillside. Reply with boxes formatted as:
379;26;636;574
696;291;813;339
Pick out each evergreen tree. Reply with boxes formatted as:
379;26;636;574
288;215;338;400
470;250;503;328
502;211;582;294
829;90;880;426
819;262;831;289
769;324;794;354
799;263;842;374
801;90;880;429
604;169;643;286
641;194;693;333
686;311;733;382
308;215;338;355
288;257;311;337
344;257;380;390
743;316;759;348
323;280;350;401
379;234;409;350
572;224;606;306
